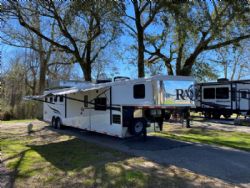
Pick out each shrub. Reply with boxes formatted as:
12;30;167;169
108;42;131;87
0;111;13;121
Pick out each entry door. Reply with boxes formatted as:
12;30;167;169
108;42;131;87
239;90;249;111
78;94;91;130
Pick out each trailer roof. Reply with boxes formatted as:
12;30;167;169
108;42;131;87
197;79;250;86
25;75;194;100
46;75;194;89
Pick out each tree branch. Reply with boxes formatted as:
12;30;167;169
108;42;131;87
50;2;80;59
205;34;250;51
12;2;75;54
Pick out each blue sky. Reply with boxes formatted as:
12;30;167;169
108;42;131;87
0;1;249;81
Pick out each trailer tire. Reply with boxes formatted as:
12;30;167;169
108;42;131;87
204;112;211;119
55;117;63;129
223;114;231;119
157;118;164;131
129;119;146;136
212;113;221;119
51;117;56;128
164;113;171;121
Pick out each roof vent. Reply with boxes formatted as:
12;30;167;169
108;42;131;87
113;76;130;82
217;78;229;82
96;79;112;84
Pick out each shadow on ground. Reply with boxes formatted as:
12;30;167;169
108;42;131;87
23;135;217;187
29;138;127;171
50;126;250;185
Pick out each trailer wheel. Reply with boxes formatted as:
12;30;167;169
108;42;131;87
212;113;221;119
55;117;62;129
51;117;56;128
129;119;146;136
164;113;171;121
223;114;231;119
157;118;164;131
204;112;211;119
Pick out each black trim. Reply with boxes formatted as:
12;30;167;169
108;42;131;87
200;84;202;108
65;94;67;118
199;101;230;108
236;83;238;110
110;87;112;124
230;83;233;110
27;98;55;104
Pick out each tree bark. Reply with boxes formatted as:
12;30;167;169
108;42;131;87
133;0;145;78
160;55;173;75
39;59;47;93
137;31;145;78
79;59;91;82
176;44;183;75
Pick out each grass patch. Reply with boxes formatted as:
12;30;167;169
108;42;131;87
152;126;250;151
0;122;236;187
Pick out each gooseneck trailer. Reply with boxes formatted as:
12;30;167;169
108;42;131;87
25;75;195;138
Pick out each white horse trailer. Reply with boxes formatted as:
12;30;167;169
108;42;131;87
194;79;250;119
25;75;195;138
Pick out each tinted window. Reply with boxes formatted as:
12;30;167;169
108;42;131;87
45;97;48;102
84;95;88;107
94;97;107;111
54;96;57;102
216;87;229;99
59;96;64;102
112;115;121;124
241;91;247;99
50;97;53;103
133;84;145;99
203;88;215;99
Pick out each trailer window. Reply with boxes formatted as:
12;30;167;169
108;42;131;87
241;91;247;99
54;96;57;102
59;96;64;102
112;115;121;124
84;95;88;107
133;84;145;99
203;88;215;99
50;97;53;103
45;97;48;102
94;97;107;111
216;87;229;99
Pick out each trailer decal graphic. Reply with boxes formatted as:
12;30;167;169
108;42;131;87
160;80;194;105
48;105;61;115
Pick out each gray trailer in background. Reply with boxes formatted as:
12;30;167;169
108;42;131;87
194;79;250;119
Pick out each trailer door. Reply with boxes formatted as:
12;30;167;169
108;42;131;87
239;89;249;112
79;94;91;130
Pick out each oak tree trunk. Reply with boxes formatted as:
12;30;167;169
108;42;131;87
137;31;145;78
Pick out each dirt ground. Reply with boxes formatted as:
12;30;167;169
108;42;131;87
166;118;250;133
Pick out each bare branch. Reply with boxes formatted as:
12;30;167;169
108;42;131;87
205;34;250;51
11;2;75;54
